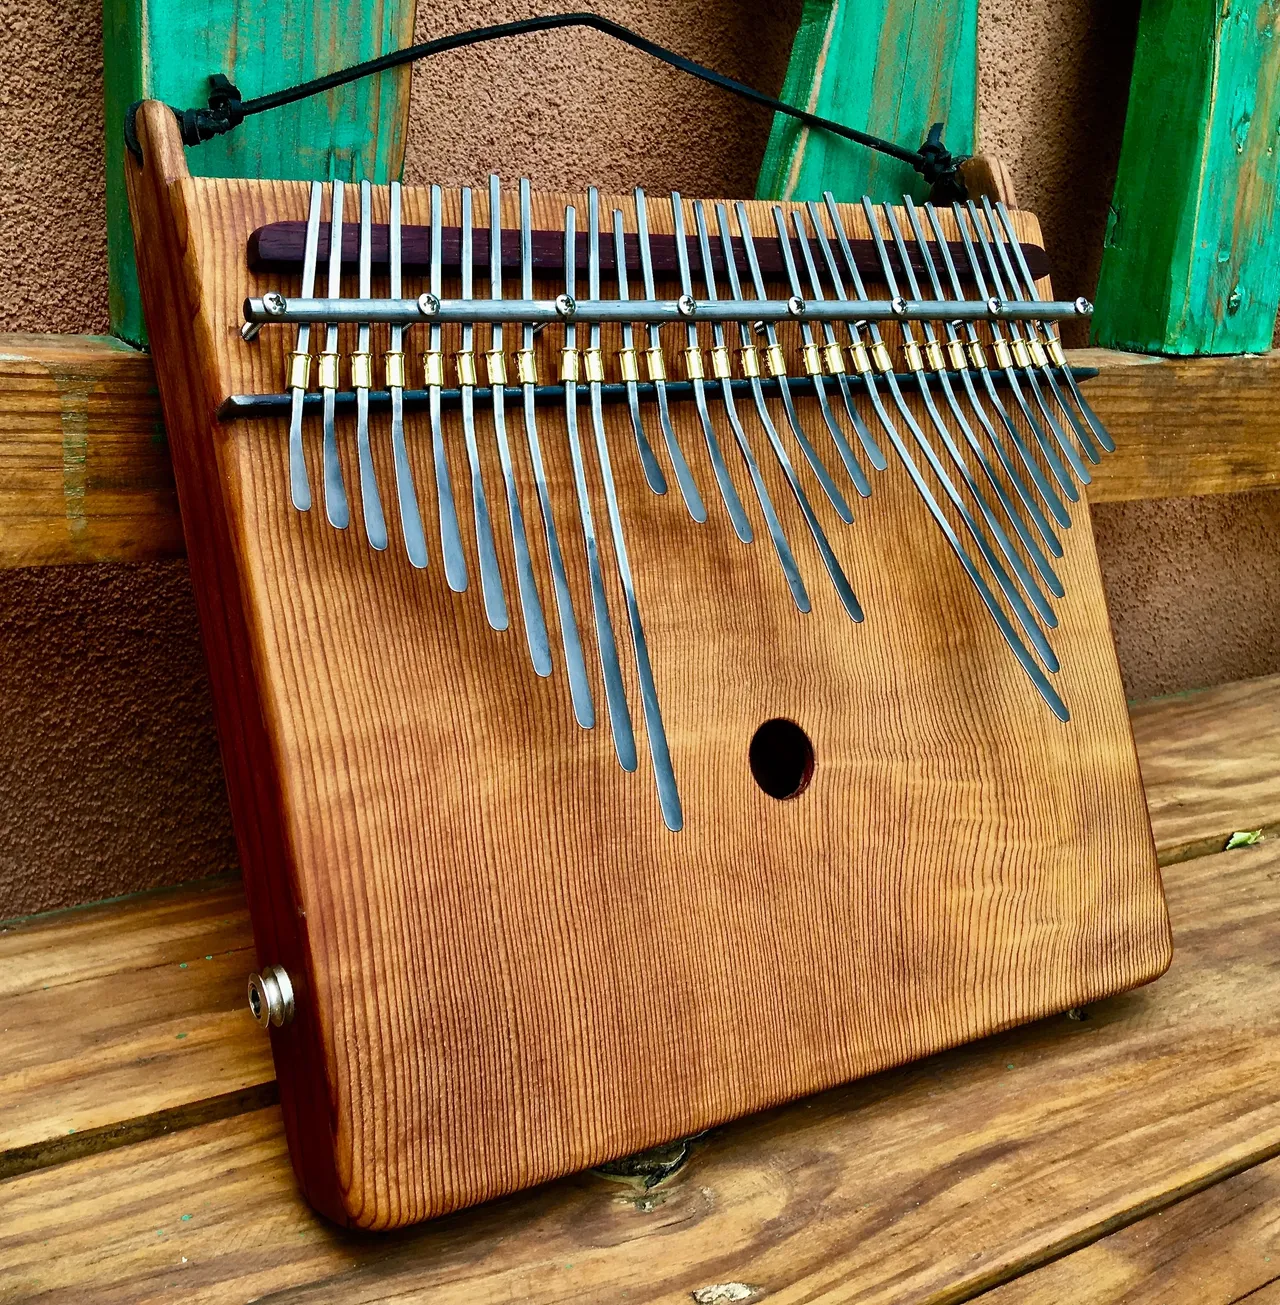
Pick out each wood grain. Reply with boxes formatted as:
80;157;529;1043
1130;673;1280;864
987;1155;1280;1303
0;841;1273;1302
122;99;1167;1227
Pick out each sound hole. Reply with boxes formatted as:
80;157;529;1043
749;719;814;800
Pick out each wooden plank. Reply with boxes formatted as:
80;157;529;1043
986;1154;1280;1303
1130;673;1280;866
0;841;1276;1302
1092;3;1280;355
102;0;416;343
756;0;978;201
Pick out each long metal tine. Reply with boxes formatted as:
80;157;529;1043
733;202;854;520
904;196;1062;559
716;203;861;620
320;179;350;529
634;188;705;521
287;180;322;512
861;197;1059;642
587;190;682;825
951;203;1080;501
518;178;593;725
694;201;808;611
386;182;429;568
428;184;469;588
564;203;637;770
488;175;551;674
671;191;753;542
818;200;1067;716
458;187;508;630
992;198;1115;454
965;201;1093;485
884;201;1062;600
923;199;1071;532
354;180;388;550
778;207;880;490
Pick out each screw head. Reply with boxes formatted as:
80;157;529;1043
417;292;440;317
987;297;1005;316
555;294;577;320
1074;297;1094;316
261;291;286;316
676;294;698;319
785;295;805;317
891;296;909;317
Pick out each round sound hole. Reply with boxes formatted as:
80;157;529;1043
749;719;815;800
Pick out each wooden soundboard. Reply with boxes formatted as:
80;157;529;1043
125;101;1169;1230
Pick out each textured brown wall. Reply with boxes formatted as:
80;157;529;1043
0;0;1277;916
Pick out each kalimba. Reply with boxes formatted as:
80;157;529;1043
126;99;1170;1230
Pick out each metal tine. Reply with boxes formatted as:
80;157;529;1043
354;180;388;550
563;203;638;771
488;174;551;675
693;201;809;612
861;196;1059;640
386;181;429;568
922;200;1072;533
457;187;509;630
586;191;683;827
670;191;753;542
904;197;1063;559
733;201;854;520
604;209;665;495
992;198;1115;454
428;184;469;588
950;203;1081;502
816;203;1067;716
776;206;881;491
965;201;1093;486
518;178;593;725
287;180;322;512
716;203;861;620
884;202;1063;599
320;180;350;529
634;189;705;522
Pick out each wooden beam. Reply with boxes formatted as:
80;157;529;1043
756;0;978;201
102;0;417;344
2;336;1278;569
1092;3;1280;355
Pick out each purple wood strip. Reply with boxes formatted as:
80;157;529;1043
246;222;1051;290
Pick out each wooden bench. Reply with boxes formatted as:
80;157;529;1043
2;673;1278;1301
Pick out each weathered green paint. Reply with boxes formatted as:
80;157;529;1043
1093;1;1280;356
103;0;416;344
755;0;978;203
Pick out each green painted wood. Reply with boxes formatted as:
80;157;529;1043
103;0;416;345
1093;1;1280;356
755;0;977;203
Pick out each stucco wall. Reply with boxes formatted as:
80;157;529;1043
0;0;1277;916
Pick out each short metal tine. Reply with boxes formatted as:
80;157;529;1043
717;203;860;619
354;180;388;550
286;180;322;512
671;191;753;542
861;196;1058;646
777;207;880;492
488;174;551;674
517;178;593;724
922;199;1070;537
886;201;1062;600
734;201;853;522
320;179;350;529
386;181;428;568
607;208;665;494
635;188;704;521
458;187;508;630
428;184;469;589
951;202;1080;502
564;203;637;770
587;190;681;821
694;201;809;611
966;201;1092;485
992;198;1114;454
